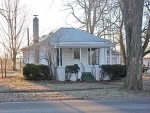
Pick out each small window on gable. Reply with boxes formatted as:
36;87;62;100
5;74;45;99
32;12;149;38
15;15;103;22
74;48;80;59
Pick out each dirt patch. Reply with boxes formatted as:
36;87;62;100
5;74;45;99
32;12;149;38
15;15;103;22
0;71;150;102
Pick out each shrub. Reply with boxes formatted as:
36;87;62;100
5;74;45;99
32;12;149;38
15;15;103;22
101;64;126;80
65;64;80;80
23;63;50;80
65;64;80;74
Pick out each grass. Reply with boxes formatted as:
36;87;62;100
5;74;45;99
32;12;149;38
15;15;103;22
0;70;150;101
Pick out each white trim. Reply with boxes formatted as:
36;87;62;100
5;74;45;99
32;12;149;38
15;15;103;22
59;48;60;66
118;54;120;64
80;48;82;63
117;56;119;64
87;48;89;65
90;48;92;65
96;49;99;64
105;48;107;64
109;48;112;64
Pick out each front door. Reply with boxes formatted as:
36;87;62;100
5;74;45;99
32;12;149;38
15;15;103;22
73;48;80;64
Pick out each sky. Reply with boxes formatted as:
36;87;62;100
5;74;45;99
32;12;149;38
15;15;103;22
0;0;78;54
22;0;76;38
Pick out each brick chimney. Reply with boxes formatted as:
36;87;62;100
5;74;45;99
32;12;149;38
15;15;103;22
33;15;39;44
33;15;39;64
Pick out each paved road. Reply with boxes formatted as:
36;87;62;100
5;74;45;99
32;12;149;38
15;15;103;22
0;98;150;113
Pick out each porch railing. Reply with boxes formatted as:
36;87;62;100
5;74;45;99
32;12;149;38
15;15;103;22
91;64;96;78
80;63;85;72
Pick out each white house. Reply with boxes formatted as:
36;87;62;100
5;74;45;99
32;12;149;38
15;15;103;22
143;53;150;68
143;53;150;73
21;16;120;81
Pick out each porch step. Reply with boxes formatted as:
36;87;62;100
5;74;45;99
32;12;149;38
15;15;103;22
81;72;96;82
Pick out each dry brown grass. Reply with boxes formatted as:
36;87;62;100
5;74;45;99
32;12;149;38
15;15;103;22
0;71;150;102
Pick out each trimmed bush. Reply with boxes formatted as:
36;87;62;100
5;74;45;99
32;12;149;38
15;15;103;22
23;63;50;80
101;64;126;80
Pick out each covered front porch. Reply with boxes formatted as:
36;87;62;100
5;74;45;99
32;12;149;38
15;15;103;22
56;46;116;81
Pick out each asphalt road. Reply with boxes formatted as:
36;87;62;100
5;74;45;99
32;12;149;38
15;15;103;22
0;98;150;113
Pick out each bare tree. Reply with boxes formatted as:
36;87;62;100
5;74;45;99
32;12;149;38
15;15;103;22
121;0;144;90
39;43;57;80
63;0;116;36
0;57;3;79
117;0;126;64
142;1;150;56
39;30;65;80
0;0;29;70
118;0;150;64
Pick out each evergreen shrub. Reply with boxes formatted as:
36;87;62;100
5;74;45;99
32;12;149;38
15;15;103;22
23;63;50;80
101;64;126;80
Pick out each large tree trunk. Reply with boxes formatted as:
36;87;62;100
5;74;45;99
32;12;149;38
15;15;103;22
122;0;144;90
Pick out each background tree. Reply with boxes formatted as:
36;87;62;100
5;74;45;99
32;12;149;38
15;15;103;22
63;0;128;58
142;1;150;57
121;0;144;90
63;0;150;66
0;0;29;70
63;0;117;36
0;57;3;79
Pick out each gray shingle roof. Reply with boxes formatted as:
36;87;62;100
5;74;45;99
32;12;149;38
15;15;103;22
42;27;111;43
22;27;114;49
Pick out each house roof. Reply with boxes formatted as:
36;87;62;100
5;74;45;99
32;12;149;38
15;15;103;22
22;27;115;50
38;27;114;48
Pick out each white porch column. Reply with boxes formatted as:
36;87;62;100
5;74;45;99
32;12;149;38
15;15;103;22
59;47;60;66
96;49;99;64
109;48;112;64
118;54;120;64
80;48;82;63
105;48;108;64
99;48;105;65
90;48;92;65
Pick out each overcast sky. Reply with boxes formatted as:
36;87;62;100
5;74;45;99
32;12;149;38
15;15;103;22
22;0;77;37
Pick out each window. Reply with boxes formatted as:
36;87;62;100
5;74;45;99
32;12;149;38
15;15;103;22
74;48;80;59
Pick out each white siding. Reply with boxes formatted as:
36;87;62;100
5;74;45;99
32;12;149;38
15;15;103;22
28;49;34;63
39;46;48;65
61;48;88;67
112;57;117;64
39;45;57;66
22;50;28;64
107;55;120;64
81;48;88;66
62;48;73;66
143;59;150;67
